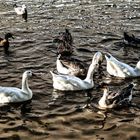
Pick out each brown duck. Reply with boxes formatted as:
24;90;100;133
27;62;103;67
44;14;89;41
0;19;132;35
53;29;74;56
0;33;14;55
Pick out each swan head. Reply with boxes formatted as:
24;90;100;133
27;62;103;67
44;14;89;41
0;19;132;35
136;61;140;70
23;70;33;78
92;52;103;66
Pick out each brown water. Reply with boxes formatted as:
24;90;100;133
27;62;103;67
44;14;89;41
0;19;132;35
0;0;140;139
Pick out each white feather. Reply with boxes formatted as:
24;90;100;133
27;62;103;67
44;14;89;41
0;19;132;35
51;52;102;91
105;54;140;78
0;70;33;103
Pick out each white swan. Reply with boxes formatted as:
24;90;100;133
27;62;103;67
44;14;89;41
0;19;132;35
50;52;103;91
98;83;134;109
105;53;140;78
14;4;27;22
0;70;33;103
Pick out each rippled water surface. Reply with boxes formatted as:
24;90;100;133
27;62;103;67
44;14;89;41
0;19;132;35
0;0;140;139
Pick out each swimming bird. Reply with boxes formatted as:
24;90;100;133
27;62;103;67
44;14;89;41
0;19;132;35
56;54;88;77
56;52;103;77
50;52;102;91
0;33;14;55
124;32;140;46
0;70;34;103
98;83;134;109
105;53;140;78
14;4;27;22
53;29;73;56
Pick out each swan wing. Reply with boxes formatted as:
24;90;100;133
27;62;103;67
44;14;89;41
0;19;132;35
50;71;88;90
105;55;135;77
0;87;25;103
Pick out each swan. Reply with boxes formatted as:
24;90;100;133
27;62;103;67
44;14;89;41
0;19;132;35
0;70;33;103
0;33;14;55
53;29;73;56
50;52;102;91
56;52;103;77
98;83;134;109
105;53;140;78
14;4;27;22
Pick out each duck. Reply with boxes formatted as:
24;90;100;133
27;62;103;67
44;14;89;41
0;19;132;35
0;70;34;103
0;33;14;55
56;54;88;77
14;4;27;22
50;52;102;91
56;52;103;77
105;53;140;78
53;29;74;56
98;83;134;109
124;32;140;46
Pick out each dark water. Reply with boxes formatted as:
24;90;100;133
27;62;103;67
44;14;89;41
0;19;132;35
0;0;140;139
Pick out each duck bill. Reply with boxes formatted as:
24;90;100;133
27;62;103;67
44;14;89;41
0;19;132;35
105;55;110;61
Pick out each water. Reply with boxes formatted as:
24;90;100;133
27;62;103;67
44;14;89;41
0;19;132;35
0;0;140;139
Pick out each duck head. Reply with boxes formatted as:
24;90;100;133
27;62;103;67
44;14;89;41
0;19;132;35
54;29;73;45
13;3;17;8
5;33;14;39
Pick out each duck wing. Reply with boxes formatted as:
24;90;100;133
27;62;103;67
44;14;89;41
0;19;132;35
60;57;87;70
106;84;133;105
14;7;23;15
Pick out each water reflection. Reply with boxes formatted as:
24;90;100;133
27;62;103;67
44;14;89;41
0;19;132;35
0;0;140;139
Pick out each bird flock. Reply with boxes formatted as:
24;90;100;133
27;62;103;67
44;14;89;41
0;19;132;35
0;4;140;110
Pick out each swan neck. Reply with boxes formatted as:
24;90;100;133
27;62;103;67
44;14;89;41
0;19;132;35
84;63;96;82
22;75;30;93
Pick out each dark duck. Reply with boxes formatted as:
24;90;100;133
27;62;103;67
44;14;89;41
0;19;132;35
53;29;74;56
98;83;134;109
124;32;140;46
0;33;14;55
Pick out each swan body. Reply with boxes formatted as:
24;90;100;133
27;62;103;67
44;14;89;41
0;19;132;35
0;33;14;55
105;53;140;78
14;4;27;22
98;83;134;109
0;70;33;103
51;52;102;91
